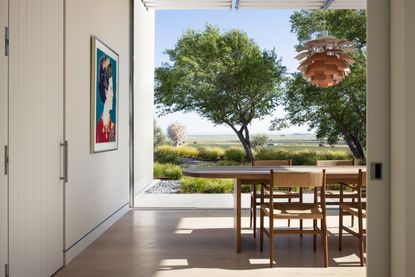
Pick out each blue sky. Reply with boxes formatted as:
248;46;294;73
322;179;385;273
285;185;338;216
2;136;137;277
154;9;312;135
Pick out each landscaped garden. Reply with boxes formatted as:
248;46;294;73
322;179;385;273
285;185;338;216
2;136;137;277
150;143;354;193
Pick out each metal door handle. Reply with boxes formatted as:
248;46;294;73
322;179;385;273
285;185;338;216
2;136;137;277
60;140;68;182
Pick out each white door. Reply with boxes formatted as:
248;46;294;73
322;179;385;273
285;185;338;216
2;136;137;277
0;0;9;273
8;0;65;276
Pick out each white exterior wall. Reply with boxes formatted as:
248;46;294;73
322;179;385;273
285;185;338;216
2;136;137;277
64;0;131;263
133;2;155;196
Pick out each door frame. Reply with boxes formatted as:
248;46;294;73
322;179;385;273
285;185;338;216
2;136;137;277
0;0;9;273
135;0;397;276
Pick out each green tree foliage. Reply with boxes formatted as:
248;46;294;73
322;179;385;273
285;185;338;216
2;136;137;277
155;25;286;162
272;10;367;162
153;119;167;148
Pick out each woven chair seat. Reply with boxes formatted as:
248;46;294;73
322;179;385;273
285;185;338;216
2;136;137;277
252;190;301;199
261;203;323;220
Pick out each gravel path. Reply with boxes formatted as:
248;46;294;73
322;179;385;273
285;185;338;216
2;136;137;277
145;180;180;194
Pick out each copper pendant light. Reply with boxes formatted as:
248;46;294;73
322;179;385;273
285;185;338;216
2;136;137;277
296;30;355;88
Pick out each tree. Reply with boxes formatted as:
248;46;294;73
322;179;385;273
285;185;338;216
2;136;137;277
153;119;167;148
167;122;186;147
272;10;367;162
155;25;286;162
251;134;269;150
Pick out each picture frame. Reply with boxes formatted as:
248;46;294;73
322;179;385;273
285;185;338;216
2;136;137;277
91;36;119;153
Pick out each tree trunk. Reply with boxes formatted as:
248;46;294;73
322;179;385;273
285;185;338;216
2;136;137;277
343;133;366;163
226;124;254;162
235;130;254;163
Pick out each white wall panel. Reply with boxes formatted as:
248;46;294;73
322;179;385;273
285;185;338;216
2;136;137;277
391;0;415;276
134;1;155;196
0;0;8;271
367;0;391;276
65;0;130;260
8;0;64;276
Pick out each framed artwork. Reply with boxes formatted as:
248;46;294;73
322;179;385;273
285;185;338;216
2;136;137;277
91;36;119;153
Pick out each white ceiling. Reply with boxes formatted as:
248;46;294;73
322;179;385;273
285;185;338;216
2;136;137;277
141;0;366;10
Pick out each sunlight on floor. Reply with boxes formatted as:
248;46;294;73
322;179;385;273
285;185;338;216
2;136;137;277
159;259;189;266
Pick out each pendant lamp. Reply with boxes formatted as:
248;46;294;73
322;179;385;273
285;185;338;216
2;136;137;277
296;30;355;88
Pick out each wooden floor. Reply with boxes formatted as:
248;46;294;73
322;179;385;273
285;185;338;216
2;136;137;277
56;209;366;277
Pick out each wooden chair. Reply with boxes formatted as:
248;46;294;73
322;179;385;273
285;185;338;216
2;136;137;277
260;170;328;268
249;160;303;238
316;159;356;225
339;169;366;266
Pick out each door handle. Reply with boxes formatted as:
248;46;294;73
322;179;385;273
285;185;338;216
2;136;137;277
60;140;68;182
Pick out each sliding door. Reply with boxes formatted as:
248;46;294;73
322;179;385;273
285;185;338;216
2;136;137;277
8;0;64;276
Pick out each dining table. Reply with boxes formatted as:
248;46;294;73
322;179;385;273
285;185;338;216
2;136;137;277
182;165;366;253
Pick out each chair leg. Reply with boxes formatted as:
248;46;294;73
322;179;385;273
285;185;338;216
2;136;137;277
300;219;303;238
300;188;303;237
313;219;317;252
351;197;355;227
250;186;255;228
260;208;264;252
322;219;328;268
358;216;365;266
288;188;292;227
253;200;257;238
269;224;273;268
339;206;343;251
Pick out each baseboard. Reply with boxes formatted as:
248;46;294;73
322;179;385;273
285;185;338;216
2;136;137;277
64;204;129;264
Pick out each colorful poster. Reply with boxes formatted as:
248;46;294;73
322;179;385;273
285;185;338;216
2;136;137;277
91;36;119;153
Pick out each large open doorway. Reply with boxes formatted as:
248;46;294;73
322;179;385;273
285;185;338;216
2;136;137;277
131;0;391;276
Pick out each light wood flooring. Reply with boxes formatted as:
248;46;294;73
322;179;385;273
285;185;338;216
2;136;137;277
56;209;366;277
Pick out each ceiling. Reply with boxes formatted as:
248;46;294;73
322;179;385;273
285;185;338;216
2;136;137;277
141;0;366;10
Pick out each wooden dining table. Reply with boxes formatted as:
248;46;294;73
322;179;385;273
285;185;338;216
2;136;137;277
182;165;366;253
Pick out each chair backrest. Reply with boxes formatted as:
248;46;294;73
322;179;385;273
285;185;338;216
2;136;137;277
316;159;355;166
358;169;367;187
252;159;292;167
271;170;326;188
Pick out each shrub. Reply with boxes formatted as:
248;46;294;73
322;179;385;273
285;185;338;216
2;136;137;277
254;148;352;165
176;146;199;158
291;150;317;165
154;145;179;164
153;162;164;179
316;150;354;161
163;164;183;179
197;147;224;161
254;148;290;161
179;177;233;193
153;162;182;180
224;147;246;162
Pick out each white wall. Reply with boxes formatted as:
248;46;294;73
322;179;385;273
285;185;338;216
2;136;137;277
391;0;415;276
133;1;155;196
65;0;131;262
0;0;8;270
